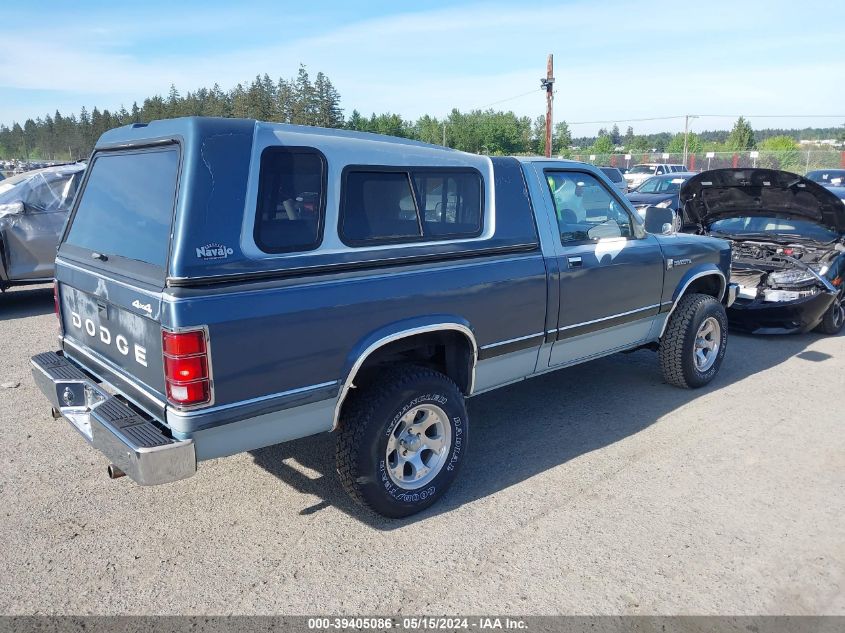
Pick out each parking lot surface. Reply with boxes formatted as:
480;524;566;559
0;285;842;615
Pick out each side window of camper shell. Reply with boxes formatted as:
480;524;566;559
254;147;327;253
340;167;483;246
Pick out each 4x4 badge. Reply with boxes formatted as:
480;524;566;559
131;299;152;315
196;243;234;260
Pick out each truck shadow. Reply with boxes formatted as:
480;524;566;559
250;330;837;529
0;285;54;320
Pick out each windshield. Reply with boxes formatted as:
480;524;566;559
636;176;688;194
629;165;657;175
709;216;839;242
65;147;179;268
806;170;845;187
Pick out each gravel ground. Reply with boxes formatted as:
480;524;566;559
0;284;842;615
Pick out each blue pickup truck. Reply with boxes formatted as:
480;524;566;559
31;117;737;518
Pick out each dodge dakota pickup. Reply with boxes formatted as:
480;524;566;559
31;117;737;518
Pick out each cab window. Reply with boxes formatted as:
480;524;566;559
545;171;635;244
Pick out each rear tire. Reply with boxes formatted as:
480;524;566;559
813;295;844;335
336;365;468;518
659;293;728;388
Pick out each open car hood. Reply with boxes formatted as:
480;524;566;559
680;169;845;234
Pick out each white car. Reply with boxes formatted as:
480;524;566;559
624;163;686;190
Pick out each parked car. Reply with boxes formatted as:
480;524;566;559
0;163;86;292
624;163;687;190
599;166;628;194
31;117;735;518
805;169;845;188
627;172;696;219
826;185;845;203
679;168;845;335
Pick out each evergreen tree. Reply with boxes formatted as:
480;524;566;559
727;116;755;151
623;126;634;148
274;79;290;123
290;65;316;125
205;85;229;118
230;83;248;118
11;123;25;158
346;109;366;132
167;84;181;117
313;72;343;128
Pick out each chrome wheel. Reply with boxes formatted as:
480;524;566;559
693;316;721;372
385;403;452;490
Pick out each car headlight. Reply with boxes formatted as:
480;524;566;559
655;199;674;208
768;268;818;288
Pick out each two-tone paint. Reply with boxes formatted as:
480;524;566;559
40;117;732;478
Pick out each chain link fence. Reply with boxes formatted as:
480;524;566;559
570;149;845;175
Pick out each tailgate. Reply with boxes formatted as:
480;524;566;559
60;280;166;412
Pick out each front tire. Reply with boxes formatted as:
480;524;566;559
336;366;468;518
814;294;844;335
659;293;728;388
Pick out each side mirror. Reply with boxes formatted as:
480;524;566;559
643;206;677;235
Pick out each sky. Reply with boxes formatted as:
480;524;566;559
0;0;842;136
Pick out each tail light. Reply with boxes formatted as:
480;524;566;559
162;328;212;407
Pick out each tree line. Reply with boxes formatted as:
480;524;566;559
1;65;842;162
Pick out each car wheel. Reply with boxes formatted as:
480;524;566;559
659;293;728;389
814;295;845;335
336;365;468;518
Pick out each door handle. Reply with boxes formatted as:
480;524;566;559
567;256;582;268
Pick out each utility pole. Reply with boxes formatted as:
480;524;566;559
442;122;446;147
540;54;555;158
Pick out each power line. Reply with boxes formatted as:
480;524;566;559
473;88;541;111
568;114;845;127
695;114;845;119
568;115;686;126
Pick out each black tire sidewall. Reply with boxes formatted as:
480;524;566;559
357;374;468;517
819;296;845;335
682;298;728;388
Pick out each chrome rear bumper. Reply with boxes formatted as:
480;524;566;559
30;351;196;485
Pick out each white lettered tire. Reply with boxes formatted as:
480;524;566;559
336;366;468;518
